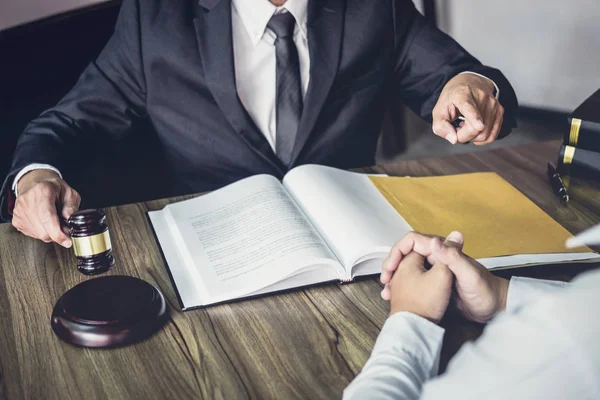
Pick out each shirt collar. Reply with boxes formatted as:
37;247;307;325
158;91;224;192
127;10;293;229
232;0;308;46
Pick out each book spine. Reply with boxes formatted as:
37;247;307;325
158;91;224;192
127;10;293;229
564;117;600;153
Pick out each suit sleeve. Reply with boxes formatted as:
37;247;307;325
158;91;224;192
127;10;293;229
0;0;146;221
391;0;518;128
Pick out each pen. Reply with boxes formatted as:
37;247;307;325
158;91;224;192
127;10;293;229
451;115;466;129
547;162;569;203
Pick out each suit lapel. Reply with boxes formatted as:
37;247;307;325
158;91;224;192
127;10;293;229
290;0;345;165
194;0;285;174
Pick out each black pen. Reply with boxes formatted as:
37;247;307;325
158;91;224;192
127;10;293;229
451;115;466;129
547;162;569;203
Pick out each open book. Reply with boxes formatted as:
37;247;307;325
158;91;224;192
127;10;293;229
148;165;599;310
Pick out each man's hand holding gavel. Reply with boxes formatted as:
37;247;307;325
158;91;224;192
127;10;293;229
12;170;81;247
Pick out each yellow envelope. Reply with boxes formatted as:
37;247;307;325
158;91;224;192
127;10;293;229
370;172;591;259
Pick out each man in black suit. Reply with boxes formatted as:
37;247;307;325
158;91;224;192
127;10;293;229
4;0;517;247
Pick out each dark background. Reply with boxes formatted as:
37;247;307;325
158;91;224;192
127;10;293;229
0;1;167;209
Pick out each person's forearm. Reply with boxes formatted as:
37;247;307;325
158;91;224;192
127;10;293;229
344;313;444;400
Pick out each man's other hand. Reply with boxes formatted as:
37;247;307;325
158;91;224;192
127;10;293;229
388;251;453;324
382;231;509;324
432;73;504;146
12;170;81;248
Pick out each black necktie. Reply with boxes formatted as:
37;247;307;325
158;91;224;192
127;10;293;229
267;12;303;167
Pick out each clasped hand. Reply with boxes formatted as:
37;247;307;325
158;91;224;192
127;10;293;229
380;231;509;324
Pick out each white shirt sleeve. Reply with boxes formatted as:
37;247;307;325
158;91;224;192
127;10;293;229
506;276;569;312
12;164;62;197
344;277;571;400
420;272;599;400
343;312;445;400
458;71;500;99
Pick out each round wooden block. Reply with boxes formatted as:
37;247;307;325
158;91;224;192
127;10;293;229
51;276;168;348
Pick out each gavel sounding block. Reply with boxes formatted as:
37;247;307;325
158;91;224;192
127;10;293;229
51;276;168;348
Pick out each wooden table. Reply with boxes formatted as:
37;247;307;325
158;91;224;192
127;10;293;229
1;140;599;400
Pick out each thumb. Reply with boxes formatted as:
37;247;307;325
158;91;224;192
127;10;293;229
431;232;468;279
444;231;464;250
434;243;476;283
433;118;458;145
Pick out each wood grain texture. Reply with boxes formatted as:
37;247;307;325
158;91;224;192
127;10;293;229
1;140;599;399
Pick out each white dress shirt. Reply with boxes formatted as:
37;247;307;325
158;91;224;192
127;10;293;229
344;271;600;400
232;0;310;152
11;1;497;196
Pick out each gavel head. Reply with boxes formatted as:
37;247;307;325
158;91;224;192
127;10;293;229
68;209;115;275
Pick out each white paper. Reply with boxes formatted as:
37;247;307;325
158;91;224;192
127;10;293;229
283;165;413;275
478;252;600;270
148;209;203;309
155;174;341;307
566;223;600;248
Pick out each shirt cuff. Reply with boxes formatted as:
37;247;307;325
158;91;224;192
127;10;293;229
459;71;500;99
344;313;445;400
12;164;62;197
506;276;569;312
370;312;445;369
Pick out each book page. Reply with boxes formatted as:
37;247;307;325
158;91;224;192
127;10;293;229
283;165;412;273
156;175;341;307
149;209;201;308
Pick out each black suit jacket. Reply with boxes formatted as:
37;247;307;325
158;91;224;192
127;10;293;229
1;0;518;220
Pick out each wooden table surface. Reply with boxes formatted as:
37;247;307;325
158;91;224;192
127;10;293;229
1;140;599;400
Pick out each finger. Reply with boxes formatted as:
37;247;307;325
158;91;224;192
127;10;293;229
382;232;440;283
443;231;464;250
454;96;485;132
392;232;441;259
433;245;480;282
381;283;391;300
476;106;504;146
396;251;426;275
456;119;481;143
472;133;488;145
11;215;31;237
61;187;81;220
35;193;71;248
471;111;492;143
41;210;72;248
381;247;401;284
433;118;458;145
472;101;497;144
